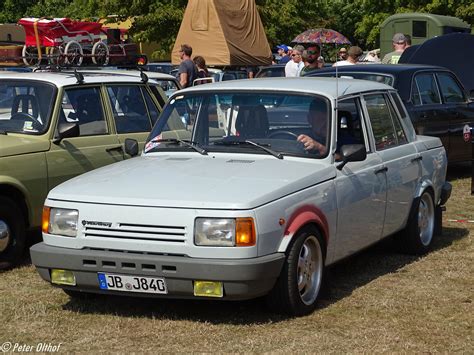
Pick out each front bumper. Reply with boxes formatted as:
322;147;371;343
30;243;285;300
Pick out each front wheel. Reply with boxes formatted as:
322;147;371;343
266;226;324;316
398;191;435;255
0;197;26;268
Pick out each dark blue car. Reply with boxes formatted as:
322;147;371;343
307;64;474;164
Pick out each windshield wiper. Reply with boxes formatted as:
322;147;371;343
149;138;207;155
214;139;283;159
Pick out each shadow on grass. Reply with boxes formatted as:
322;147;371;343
61;225;469;325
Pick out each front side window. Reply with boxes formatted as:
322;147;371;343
146;92;331;159
0;80;56;134
436;73;465;103
60;87;107;136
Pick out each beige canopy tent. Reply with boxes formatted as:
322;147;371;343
172;0;272;66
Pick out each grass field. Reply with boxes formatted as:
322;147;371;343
1;166;472;353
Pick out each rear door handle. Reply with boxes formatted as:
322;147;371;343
106;145;123;153
411;155;423;163
374;166;388;174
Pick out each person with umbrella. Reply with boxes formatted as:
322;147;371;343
299;44;322;76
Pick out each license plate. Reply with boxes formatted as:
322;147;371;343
98;273;168;294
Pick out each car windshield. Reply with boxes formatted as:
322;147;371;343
0;80;56;134
145;91;331;159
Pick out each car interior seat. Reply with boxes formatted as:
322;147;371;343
75;94;107;135
338;110;362;145
11;94;39;118
235;104;269;139
76;94;103;123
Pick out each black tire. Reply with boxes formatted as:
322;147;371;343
398;191;435;255
266;226;325;316
0;196;26;268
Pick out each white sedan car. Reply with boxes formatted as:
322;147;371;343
31;78;451;316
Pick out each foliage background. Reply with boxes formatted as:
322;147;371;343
1;0;473;59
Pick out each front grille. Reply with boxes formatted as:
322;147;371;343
84;222;186;243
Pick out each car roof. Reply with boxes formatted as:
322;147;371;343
0;71;157;86
308;64;455;101
176;77;394;99
71;69;177;80
312;63;449;75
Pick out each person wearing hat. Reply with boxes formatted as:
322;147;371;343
382;33;407;64
277;44;291;64
332;46;363;66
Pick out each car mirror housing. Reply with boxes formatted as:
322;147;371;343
469;89;474;101
125;138;139;157
53;123;79;144
336;144;367;170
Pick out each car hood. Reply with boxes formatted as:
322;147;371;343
48;153;336;209
0;134;50;158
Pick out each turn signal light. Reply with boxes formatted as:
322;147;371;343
42;206;50;233
236;218;256;246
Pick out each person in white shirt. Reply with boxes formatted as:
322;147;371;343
285;45;305;77
333;46;363;67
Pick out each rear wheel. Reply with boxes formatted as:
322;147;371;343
0;197;26;268
92;41;109;66
266;226;324;316
398;191;435;255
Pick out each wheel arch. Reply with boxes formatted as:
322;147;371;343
277;205;329;256
0;183;30;227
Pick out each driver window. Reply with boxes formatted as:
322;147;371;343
60;87;108;136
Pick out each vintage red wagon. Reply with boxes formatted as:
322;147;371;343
17;17;131;66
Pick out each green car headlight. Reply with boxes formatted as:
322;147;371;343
48;208;79;237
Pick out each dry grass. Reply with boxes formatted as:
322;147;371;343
1;166;472;353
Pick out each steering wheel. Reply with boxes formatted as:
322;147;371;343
10;112;42;130
267;130;299;140
267;130;309;154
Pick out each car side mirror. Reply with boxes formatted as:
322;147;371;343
53;123;79;144
469;89;474;101
124;138;139;157
336;144;367;170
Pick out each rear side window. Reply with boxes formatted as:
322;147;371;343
436;73;465;103
413;73;441;105
365;94;407;150
107;85;153;134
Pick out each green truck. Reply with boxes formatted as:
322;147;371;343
380;13;471;57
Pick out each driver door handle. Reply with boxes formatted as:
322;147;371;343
374;166;388;174
106;145;123;153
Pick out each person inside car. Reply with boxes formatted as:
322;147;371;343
297;98;328;155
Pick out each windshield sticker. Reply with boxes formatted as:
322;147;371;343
144;134;163;153
23;121;34;131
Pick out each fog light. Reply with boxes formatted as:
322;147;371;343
51;269;76;286
193;281;223;298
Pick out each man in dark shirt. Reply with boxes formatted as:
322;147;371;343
277;44;291;64
178;44;197;88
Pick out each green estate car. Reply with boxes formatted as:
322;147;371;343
0;70;167;266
